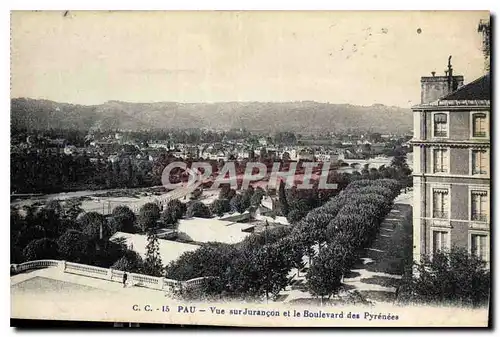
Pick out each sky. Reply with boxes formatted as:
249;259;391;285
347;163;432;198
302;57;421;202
11;10;489;108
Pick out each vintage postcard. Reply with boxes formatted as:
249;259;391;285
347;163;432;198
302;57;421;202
10;10;491;328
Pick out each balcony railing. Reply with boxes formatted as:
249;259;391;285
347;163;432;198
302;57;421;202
434;167;448;173
472;168;488;175
473;131;487;138
433;211;448;219
12;260;60;273
434;131;448;137
10;260;215;293
471;212;488;222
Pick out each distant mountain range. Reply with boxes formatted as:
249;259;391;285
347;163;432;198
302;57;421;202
11;98;412;134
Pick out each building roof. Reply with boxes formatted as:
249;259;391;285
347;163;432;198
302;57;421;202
413;73;490;110
441;73;490;101
110;232;200;265
177;217;251;244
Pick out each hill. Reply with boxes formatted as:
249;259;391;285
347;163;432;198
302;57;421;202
11;98;412;133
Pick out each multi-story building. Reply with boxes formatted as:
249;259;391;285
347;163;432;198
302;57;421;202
411;59;490;266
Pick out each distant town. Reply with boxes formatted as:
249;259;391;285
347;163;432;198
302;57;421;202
10;126;413;195
10;12;490;328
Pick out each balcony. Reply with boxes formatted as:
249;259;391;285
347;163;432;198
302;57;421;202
471;212;488;222
473;131;487;138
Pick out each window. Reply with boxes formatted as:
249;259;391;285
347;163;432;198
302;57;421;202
472;150;488;175
471;234;488;262
433;148;449;173
432;189;449;219
472;113;487;138
433;113;448;137
471;190;488;222
432;231;449;254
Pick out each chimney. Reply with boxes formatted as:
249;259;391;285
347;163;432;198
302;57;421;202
447;55;453;92
420;56;464;104
478;19;491;72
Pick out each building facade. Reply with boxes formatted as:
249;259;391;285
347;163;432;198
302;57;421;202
411;61;490;266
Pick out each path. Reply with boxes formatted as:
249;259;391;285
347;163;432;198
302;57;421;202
341;190;413;303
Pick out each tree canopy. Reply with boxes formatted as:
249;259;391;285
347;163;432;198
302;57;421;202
186;201;212;218
111;205;137;233
57;229;95;264
138;202;161;231
111;250;144;274
78;211;112;246
142;229;164;277
399;248;490;307
306;245;344;301
22;238;59;261
210;199;231;217
230;194;245;213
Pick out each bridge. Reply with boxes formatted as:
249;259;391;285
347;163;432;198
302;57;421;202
340;156;393;168
85;182;200;216
124;166;202;212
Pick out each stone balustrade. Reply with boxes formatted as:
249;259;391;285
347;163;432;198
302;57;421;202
10;260;212;292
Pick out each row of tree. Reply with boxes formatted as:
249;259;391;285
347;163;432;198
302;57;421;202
163;179;401;302
11;152;156;193
277;150;412;226
301;179;401;302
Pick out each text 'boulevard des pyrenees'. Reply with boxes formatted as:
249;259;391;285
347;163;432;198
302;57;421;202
10;11;490;328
